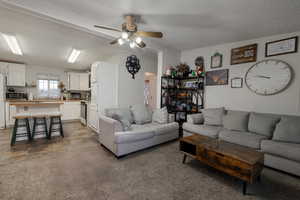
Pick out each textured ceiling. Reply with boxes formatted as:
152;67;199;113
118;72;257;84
2;0;300;51
0;4;155;69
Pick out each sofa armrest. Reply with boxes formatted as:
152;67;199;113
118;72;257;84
98;115;123;154
187;113;204;124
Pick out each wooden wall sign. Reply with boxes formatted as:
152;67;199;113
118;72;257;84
231;44;257;65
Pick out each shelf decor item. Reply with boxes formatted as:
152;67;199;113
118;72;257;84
195;56;205;76
125;55;141;79
265;36;298;57
231;77;243;88
211;52;223;68
175;63;190;77
231;44;257;65
206;69;229;86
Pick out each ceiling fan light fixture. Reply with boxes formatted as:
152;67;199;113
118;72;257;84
118;38;124;45
135;37;142;44
129;41;136;48
121;32;129;39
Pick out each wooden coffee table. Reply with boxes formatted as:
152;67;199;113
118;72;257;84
180;134;264;195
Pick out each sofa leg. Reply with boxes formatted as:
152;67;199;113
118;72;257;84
116;155;126;159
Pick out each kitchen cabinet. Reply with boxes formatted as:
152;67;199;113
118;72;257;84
60;101;80;120
68;72;89;91
88;103;99;133
7;63;26;87
79;73;89;91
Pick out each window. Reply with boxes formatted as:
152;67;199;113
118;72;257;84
37;74;60;98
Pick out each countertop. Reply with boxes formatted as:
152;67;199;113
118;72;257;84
8;99;85;106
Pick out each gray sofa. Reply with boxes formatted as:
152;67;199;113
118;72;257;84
98;106;179;157
183;107;300;176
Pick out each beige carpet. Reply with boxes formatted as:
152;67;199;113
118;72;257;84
0;122;299;200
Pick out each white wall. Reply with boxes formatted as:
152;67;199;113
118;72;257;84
181;31;300;115
104;51;158;108
156;49;181;108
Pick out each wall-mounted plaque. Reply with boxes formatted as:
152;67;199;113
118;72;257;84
231;44;257;65
265;36;298;57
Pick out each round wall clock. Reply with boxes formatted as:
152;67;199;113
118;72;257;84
245;59;293;95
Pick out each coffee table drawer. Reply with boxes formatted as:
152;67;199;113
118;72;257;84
197;148;254;181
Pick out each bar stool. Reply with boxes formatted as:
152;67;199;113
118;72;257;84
11;115;31;146
48;113;64;139
31;114;48;140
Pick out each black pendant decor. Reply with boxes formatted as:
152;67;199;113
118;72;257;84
126;55;141;79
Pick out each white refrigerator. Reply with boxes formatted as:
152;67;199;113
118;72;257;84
0;74;5;129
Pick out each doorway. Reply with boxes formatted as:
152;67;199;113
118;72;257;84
144;72;157;110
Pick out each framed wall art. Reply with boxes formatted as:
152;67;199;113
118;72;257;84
205;69;229;86
231;44;257;65
211;52;223;68
231;77;243;88
265;36;298;57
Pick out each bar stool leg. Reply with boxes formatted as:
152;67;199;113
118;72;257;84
32;118;37;140
11;119;18;146
48;117;53;139
25;118;32;141
59;117;64;137
43;117;49;139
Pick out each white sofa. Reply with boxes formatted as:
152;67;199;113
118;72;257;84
98;107;179;157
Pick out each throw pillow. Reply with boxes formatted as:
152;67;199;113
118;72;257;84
130;104;152;124
202;107;225;126
187;113;204;124
152;107;168;124
273;116;300;143
248;112;280;138
111;114;131;131
223;110;249;131
105;108;134;124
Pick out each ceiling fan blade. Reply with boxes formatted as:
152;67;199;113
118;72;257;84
94;25;121;32
136;31;163;38
110;38;119;45
137;41;146;48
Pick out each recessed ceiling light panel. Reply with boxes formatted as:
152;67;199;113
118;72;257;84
68;49;81;63
1;33;23;55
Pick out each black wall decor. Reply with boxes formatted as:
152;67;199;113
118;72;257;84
126;55;141;79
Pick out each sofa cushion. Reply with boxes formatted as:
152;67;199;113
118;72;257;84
115;129;155;144
248;113;280;138
154;122;179;136
223;110;249;131
261;140;300;162
273;116;300;144
152;107;168;124
130;104;152;124
202;107;225;126
219;130;267;149
187;113;204;124
105;108;134;124
111;114;131;131
183;124;222;138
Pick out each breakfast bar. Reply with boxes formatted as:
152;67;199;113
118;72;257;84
10;101;65;145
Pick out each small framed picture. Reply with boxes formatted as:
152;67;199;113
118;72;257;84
231;77;243;88
265;36;298;57
211;52;223;68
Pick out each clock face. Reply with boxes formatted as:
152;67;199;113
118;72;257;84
245;59;292;95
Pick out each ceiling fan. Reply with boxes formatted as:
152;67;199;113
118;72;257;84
94;15;163;48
